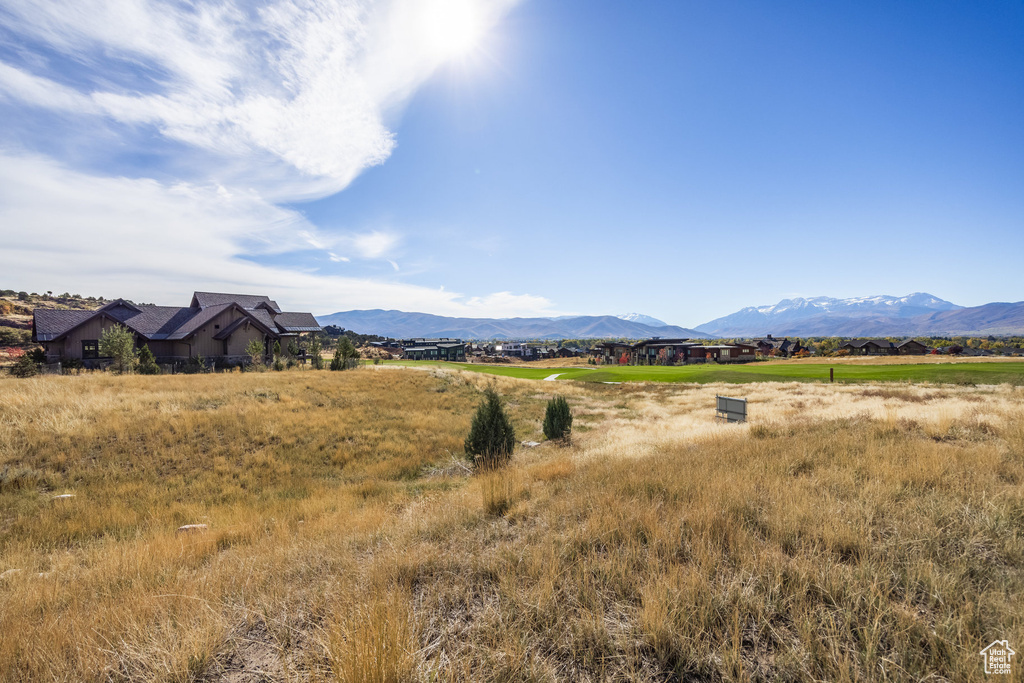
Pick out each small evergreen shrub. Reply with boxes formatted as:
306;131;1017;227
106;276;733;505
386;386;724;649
465;388;516;469
10;354;38;378
308;335;323;369
245;339;265;368
60;357;83;374
543;395;573;443
137;345;160;375
331;337;359;370
184;354;206;374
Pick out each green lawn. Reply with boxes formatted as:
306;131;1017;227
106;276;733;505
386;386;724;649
377;360;1024;385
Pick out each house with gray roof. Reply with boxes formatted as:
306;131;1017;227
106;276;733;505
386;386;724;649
753;335;807;357
33;291;321;366
839;339;896;355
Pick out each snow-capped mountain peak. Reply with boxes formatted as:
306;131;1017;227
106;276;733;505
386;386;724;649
617;313;668;327
697;293;962;337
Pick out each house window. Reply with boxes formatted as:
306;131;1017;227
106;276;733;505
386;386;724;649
82;340;99;359
214;324;220;329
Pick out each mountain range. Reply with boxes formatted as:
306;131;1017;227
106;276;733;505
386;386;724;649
695;293;1024;337
316;310;709;340
318;293;1024;340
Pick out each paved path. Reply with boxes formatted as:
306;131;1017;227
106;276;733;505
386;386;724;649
543;373;563;381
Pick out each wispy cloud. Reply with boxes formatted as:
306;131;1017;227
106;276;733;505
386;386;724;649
0;0;517;195
0;0;547;316
0;152;556;318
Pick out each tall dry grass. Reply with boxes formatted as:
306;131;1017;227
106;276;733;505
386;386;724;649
1;368;1022;680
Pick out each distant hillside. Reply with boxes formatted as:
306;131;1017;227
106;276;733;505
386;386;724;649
317;310;710;340
1;290;104;344
696;293;1024;337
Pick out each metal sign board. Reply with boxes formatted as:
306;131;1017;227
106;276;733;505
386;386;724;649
715;395;747;423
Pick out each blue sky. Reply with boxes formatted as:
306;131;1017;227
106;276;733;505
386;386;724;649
1;0;1021;326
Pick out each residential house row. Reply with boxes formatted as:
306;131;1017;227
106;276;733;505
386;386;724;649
33;291;321;367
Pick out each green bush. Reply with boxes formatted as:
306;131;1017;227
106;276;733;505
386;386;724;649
331;337;359;370
137;345;160;375
0;327;31;345
98;324;138;374
465;388;516;469
308;335;323;369
245;339;265;368
184;354;207;374
543;395;573;443
9;354;38;378
60;357;83;374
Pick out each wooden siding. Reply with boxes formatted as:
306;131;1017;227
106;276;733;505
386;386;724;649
53;316;129;360
181;308;272;360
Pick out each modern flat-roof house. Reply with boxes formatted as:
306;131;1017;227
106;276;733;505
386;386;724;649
629;338;699;365
594;338;757;365
33;291;321;367
494;341;529;358
401;339;466;361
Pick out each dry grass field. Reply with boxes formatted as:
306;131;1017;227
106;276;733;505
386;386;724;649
1;367;1023;681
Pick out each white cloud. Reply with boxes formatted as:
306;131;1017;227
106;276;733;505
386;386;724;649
0;153;559;318
0;0;517;195
0;0;554;318
351;230;400;258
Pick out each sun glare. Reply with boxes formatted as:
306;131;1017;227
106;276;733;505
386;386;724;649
421;0;486;60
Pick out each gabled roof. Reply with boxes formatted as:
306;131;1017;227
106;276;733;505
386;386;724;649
34;292;320;343
34;303;194;342
843;339;894;348
33;310;96;341
757;337;791;348
273;312;321;332
168;303;278;340
211;314;275;340
191;291;281;312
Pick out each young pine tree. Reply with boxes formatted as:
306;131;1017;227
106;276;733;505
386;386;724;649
465;388;516;469
543;395;573;443
308;335;323;369
330;344;344;371
137;344;160;375
98;324;138;374
10;353;38;378
331;337;358;370
245;339;265;369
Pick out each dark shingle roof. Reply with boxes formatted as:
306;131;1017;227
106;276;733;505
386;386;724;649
843;339;895;348
34;292;318;344
34;304;197;341
33;310;96;341
115;306;200;338
273;312;321;332
248;308;277;330
191;291;281;312
166;304;233;340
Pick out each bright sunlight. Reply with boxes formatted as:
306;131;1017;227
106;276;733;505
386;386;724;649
420;0;487;59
